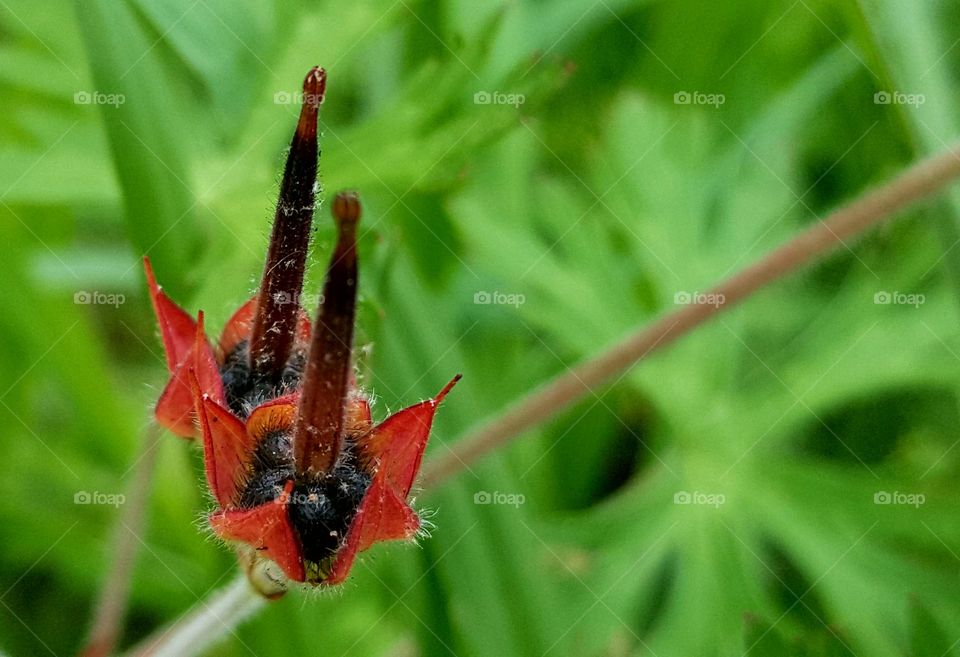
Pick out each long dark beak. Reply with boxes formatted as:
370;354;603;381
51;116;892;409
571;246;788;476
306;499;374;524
294;192;361;477
248;66;326;382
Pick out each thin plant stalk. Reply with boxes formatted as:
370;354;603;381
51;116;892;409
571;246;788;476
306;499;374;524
126;576;265;657
78;422;162;657
421;140;960;487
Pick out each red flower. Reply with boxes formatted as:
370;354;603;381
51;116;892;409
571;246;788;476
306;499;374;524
143;67;460;595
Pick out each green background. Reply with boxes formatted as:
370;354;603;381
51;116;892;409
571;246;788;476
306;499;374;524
1;1;960;655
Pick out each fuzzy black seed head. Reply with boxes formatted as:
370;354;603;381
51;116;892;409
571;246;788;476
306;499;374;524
288;464;371;564
235;423;372;567
220;340;306;417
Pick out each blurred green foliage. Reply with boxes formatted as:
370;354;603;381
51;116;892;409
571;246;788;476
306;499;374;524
1;1;959;656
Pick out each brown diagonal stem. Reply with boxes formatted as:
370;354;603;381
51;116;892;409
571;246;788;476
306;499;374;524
248;67;326;382
419;140;960;488
294;192;362;476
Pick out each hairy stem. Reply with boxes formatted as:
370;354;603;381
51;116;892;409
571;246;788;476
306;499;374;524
129;142;960;656
125;576;264;657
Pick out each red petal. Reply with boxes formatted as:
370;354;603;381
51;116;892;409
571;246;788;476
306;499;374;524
155;367;197;437
218;298;256;359
325;472;419;585
144;256;196;373
210;480;305;582
155;312;225;438
361;375;461;497
191;374;255;507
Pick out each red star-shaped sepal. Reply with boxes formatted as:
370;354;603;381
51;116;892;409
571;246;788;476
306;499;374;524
199;376;458;587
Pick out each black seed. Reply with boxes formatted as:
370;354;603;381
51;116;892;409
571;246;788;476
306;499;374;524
220;341;253;417
253;430;293;471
